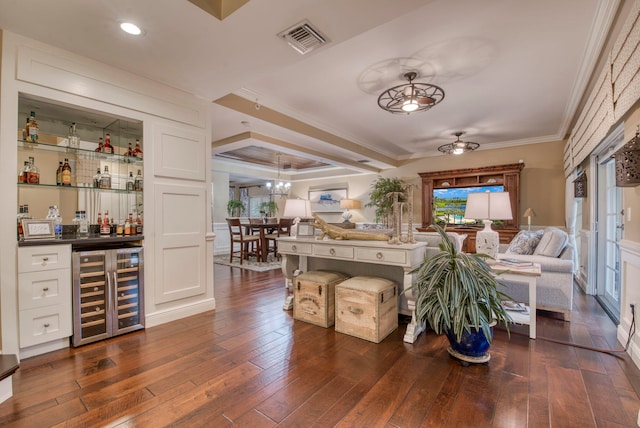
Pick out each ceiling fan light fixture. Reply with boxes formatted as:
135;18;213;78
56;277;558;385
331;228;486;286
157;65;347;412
438;132;480;155
378;72;445;114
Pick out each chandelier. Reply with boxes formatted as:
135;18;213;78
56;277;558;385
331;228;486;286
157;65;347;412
265;152;291;197
438;132;480;155
377;71;445;114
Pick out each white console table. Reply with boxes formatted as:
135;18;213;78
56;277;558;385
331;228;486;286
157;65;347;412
277;237;428;343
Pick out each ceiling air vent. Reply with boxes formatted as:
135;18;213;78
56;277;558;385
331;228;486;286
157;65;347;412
278;20;328;55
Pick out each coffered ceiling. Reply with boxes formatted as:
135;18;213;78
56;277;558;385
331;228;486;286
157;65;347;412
0;0;625;184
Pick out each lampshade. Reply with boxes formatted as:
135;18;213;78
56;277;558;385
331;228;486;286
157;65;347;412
464;192;513;220
339;199;361;210
283;199;312;218
377;71;445;114
523;207;536;218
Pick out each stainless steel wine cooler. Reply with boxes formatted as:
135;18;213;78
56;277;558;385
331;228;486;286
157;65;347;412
72;247;144;346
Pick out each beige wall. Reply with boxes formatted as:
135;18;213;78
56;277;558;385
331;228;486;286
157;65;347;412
290;140;567;227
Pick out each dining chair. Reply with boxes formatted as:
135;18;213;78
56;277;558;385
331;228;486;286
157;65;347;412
226;218;261;264
265;217;293;260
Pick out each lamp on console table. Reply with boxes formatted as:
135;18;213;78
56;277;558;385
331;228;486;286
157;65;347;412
283;199;313;238
464;191;512;258
339;199;361;223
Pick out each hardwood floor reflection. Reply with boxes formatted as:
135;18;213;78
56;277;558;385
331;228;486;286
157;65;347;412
2;264;640;427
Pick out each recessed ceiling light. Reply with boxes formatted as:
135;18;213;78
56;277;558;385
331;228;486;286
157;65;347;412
120;22;142;35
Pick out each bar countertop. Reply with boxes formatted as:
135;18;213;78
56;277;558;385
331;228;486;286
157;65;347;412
18;235;144;247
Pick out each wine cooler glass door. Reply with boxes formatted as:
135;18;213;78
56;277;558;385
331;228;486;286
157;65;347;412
113;247;144;335
72;250;111;346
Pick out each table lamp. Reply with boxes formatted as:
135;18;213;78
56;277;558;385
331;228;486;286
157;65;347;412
283;199;313;237
339;199;361;223
464;191;513;258
523;207;536;231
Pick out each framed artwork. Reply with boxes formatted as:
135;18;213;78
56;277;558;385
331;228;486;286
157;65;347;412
22;219;55;240
308;187;347;213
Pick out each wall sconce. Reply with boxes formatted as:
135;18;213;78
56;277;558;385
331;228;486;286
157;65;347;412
573;172;587;197
613;127;640;187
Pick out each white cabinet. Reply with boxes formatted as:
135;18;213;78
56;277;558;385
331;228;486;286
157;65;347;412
18;245;72;349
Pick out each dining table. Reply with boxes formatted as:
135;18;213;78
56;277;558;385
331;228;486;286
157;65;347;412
241;221;277;262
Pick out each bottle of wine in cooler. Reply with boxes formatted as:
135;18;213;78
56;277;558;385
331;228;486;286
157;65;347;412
61;158;72;186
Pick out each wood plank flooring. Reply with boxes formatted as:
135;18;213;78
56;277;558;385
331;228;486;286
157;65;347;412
2;264;640;427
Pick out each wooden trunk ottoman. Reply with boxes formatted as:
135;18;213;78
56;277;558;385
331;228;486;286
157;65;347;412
293;270;349;327
335;276;398;343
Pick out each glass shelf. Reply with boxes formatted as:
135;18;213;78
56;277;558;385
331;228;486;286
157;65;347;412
17;140;143;165
18;182;142;194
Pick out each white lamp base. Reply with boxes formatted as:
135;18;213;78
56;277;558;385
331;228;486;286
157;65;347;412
475;219;499;258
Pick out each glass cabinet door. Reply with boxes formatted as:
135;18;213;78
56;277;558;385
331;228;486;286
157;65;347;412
72;250;110;346
113;248;144;334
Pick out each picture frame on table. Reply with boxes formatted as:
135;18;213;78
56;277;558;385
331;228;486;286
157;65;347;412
22;219;55;240
308;187;347;213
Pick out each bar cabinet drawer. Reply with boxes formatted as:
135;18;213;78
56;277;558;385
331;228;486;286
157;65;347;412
18;269;71;310
19;306;72;348
18;245;71;273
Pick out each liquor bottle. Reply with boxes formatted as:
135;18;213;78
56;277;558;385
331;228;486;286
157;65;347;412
17;205;32;240
26;156;39;184
129;213;136;235
21;117;29;141
72;211;81;236
56;161;63;186
103;133;114;154
133;139;143;159
46;205;63;239
99;165;111;189
78;210;89;237
136;212;143;235
26;111;38;143
95;137;104;153
125;142;133;157
21;160;29;184
124;215;131;236
61;158;72;186
68;122;80;149
134;169;143;191
100;211;111;236
93;168;101;188
97;212;102;225
126;171;135;191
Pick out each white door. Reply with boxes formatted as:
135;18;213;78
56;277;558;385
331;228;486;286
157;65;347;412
596;157;623;323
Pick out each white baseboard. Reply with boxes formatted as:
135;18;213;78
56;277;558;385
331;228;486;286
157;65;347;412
145;298;216;328
20;338;70;359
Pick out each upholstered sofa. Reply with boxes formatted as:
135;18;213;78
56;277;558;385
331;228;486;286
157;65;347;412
495;227;575;321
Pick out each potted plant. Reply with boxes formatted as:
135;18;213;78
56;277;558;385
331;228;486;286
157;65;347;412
411;224;512;364
227;199;245;217
365;176;407;226
259;201;277;217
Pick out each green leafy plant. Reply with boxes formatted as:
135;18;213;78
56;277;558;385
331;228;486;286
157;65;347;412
259;201;277;217
411;224;512;343
227;199;245;217
365;176;407;226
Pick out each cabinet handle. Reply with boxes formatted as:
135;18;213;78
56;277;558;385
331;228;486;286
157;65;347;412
42;287;49;292
376;252;383;260
43;323;50;328
348;306;363;315
292;245;297;252
329;248;336;256
106;270;112;313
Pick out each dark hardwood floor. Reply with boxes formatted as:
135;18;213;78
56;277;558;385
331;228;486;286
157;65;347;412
2;264;640;427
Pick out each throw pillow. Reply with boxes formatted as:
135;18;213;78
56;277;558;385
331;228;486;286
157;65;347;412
533;227;568;257
506;230;544;255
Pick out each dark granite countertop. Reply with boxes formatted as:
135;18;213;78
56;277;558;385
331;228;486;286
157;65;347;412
18;235;143;247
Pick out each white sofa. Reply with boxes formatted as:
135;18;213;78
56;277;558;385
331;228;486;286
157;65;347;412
496;228;575;321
